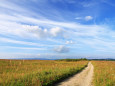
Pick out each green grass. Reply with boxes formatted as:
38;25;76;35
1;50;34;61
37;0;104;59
0;60;88;86
92;61;115;86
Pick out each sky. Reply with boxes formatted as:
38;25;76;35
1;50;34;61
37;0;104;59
0;0;115;59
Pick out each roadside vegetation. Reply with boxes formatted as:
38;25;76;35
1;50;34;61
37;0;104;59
92;61;115;86
0;60;88;86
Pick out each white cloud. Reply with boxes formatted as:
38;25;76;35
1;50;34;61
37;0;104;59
21;25;65;38
66;40;74;44
85;16;93;21
54;45;70;53
50;27;65;37
75;16;93;21
0;20;66;39
22;25;49;38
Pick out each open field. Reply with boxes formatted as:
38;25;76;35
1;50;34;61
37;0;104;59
92;61;115;86
0;60;115;86
0;60;88;86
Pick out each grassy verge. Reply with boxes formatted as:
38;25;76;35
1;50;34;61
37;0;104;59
0;60;88;86
92;61;115;86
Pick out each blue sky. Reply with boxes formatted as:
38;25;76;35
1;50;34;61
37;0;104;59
0;0;115;59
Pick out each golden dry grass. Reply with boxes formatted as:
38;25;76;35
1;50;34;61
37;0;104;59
0;60;88;86
92;61;115;86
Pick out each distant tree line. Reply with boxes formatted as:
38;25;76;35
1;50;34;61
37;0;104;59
89;59;115;61
56;58;87;61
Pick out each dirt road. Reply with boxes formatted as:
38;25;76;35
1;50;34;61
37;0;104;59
56;62;94;86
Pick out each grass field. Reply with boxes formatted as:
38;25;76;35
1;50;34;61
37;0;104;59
92;61;115;86
0;60;88;86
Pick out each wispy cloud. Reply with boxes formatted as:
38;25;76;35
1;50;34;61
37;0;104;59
75;16;93;21
0;37;55;47
0;0;115;58
0;46;46;50
85;16;93;21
